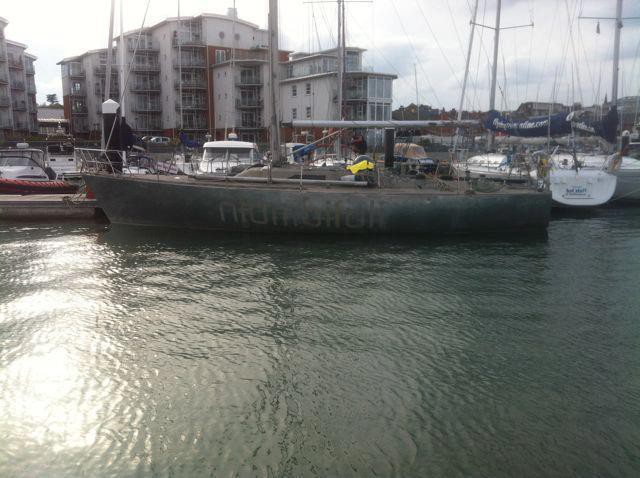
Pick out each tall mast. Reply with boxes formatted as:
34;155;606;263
414;63;419;120
178;0;183;132
611;0;623;107
119;0;125;117
104;0;116;101
336;0;344;160
268;0;282;167
487;0;501;150
454;0;479;150
230;0;237;136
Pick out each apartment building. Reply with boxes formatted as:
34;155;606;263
0;17;38;140
59;9;274;140
280;47;396;144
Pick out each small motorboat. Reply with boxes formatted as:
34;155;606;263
0;143;79;195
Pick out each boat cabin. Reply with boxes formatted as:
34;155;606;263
198;140;262;175
0;145;51;181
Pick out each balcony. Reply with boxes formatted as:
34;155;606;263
175;101;207;111
71;106;88;115
235;76;262;86
0;52;6;62
14;121;28;130
0;96;10;107
236;115;262;129
181;119;208;130
131;63;161;72
11;81;25;90
236;98;263;109
217;50;267;64
0;118;12;128
173;58;206;69
94;65;119;76
132;103;162;113
174;79;206;90
128;42;158;53
70;88;86;97
0;75;9;85
69;69;86;79
172;35;205;48
72;121;89;133
8;58;23;70
131;82;161;92
26;65;35;75
27;86;36;95
13;101;27;111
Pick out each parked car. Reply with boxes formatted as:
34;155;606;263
149;136;171;144
141;136;154;143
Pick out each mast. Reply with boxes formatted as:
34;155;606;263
178;0;183;132
104;0;116;101
611;0;622;107
454;0;479;150
487;0;501;150
335;0;344;161
119;0;126;117
268;0;282;168
414;63;419;120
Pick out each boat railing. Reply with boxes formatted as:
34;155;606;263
76;147;192;177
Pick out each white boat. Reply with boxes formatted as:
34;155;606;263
454;153;537;181
0;144;53;181
554;152;640;203
547;153;618;207
44;129;80;179
198;140;262;175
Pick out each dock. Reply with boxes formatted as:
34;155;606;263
0;194;104;221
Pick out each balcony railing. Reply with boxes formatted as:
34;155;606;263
0;118;12;128
69;69;86;78
27;86;36;95
70;88;86;97
131;63;161;72
181;120;208;130
174;79;206;89
173;58;206;69
217;50;268;64
235;76;262;86
131;83;161;92
132;104;162;113
10;81;25;90
71;106;88;115
236;98;263;109
8;58;23;69
13;102;27;111
94;65;119;75
14;121;28;130
175;101;207;111
0;96;9;107
0;53;6;62
128;42;158;52
26;65;35;75
172;35;205;48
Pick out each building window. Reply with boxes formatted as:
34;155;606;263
305;106;311;118
305;83;311;95
215;50;226;64
291;85;297;97
292;108;297;119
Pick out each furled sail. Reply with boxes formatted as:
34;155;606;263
484;107;618;143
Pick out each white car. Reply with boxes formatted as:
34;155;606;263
149;136;171;144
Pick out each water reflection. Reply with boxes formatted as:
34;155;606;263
0;210;639;476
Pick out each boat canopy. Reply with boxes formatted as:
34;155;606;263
394;143;428;159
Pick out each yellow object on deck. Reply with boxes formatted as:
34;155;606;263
347;160;375;174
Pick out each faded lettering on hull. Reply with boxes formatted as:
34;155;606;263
218;198;385;231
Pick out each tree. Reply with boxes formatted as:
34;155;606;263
46;94;59;106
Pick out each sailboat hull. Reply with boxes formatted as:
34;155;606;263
84;173;551;234
549;169;617;207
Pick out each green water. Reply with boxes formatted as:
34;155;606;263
1;210;640;477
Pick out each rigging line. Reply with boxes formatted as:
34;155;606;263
535;0;561;102
470;0;488;112
388;0;443;106
106;0;152;152
576;15;597;103
446;0;467;58
318;3;336;47
513;28;519;107
413;0;462;91
344;9;419;98
563;0;584;105
311;4;323;51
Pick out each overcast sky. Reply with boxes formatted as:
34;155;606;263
3;0;639;111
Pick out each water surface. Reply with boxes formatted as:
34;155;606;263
1;210;640;477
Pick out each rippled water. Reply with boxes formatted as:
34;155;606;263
1;209;640;477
